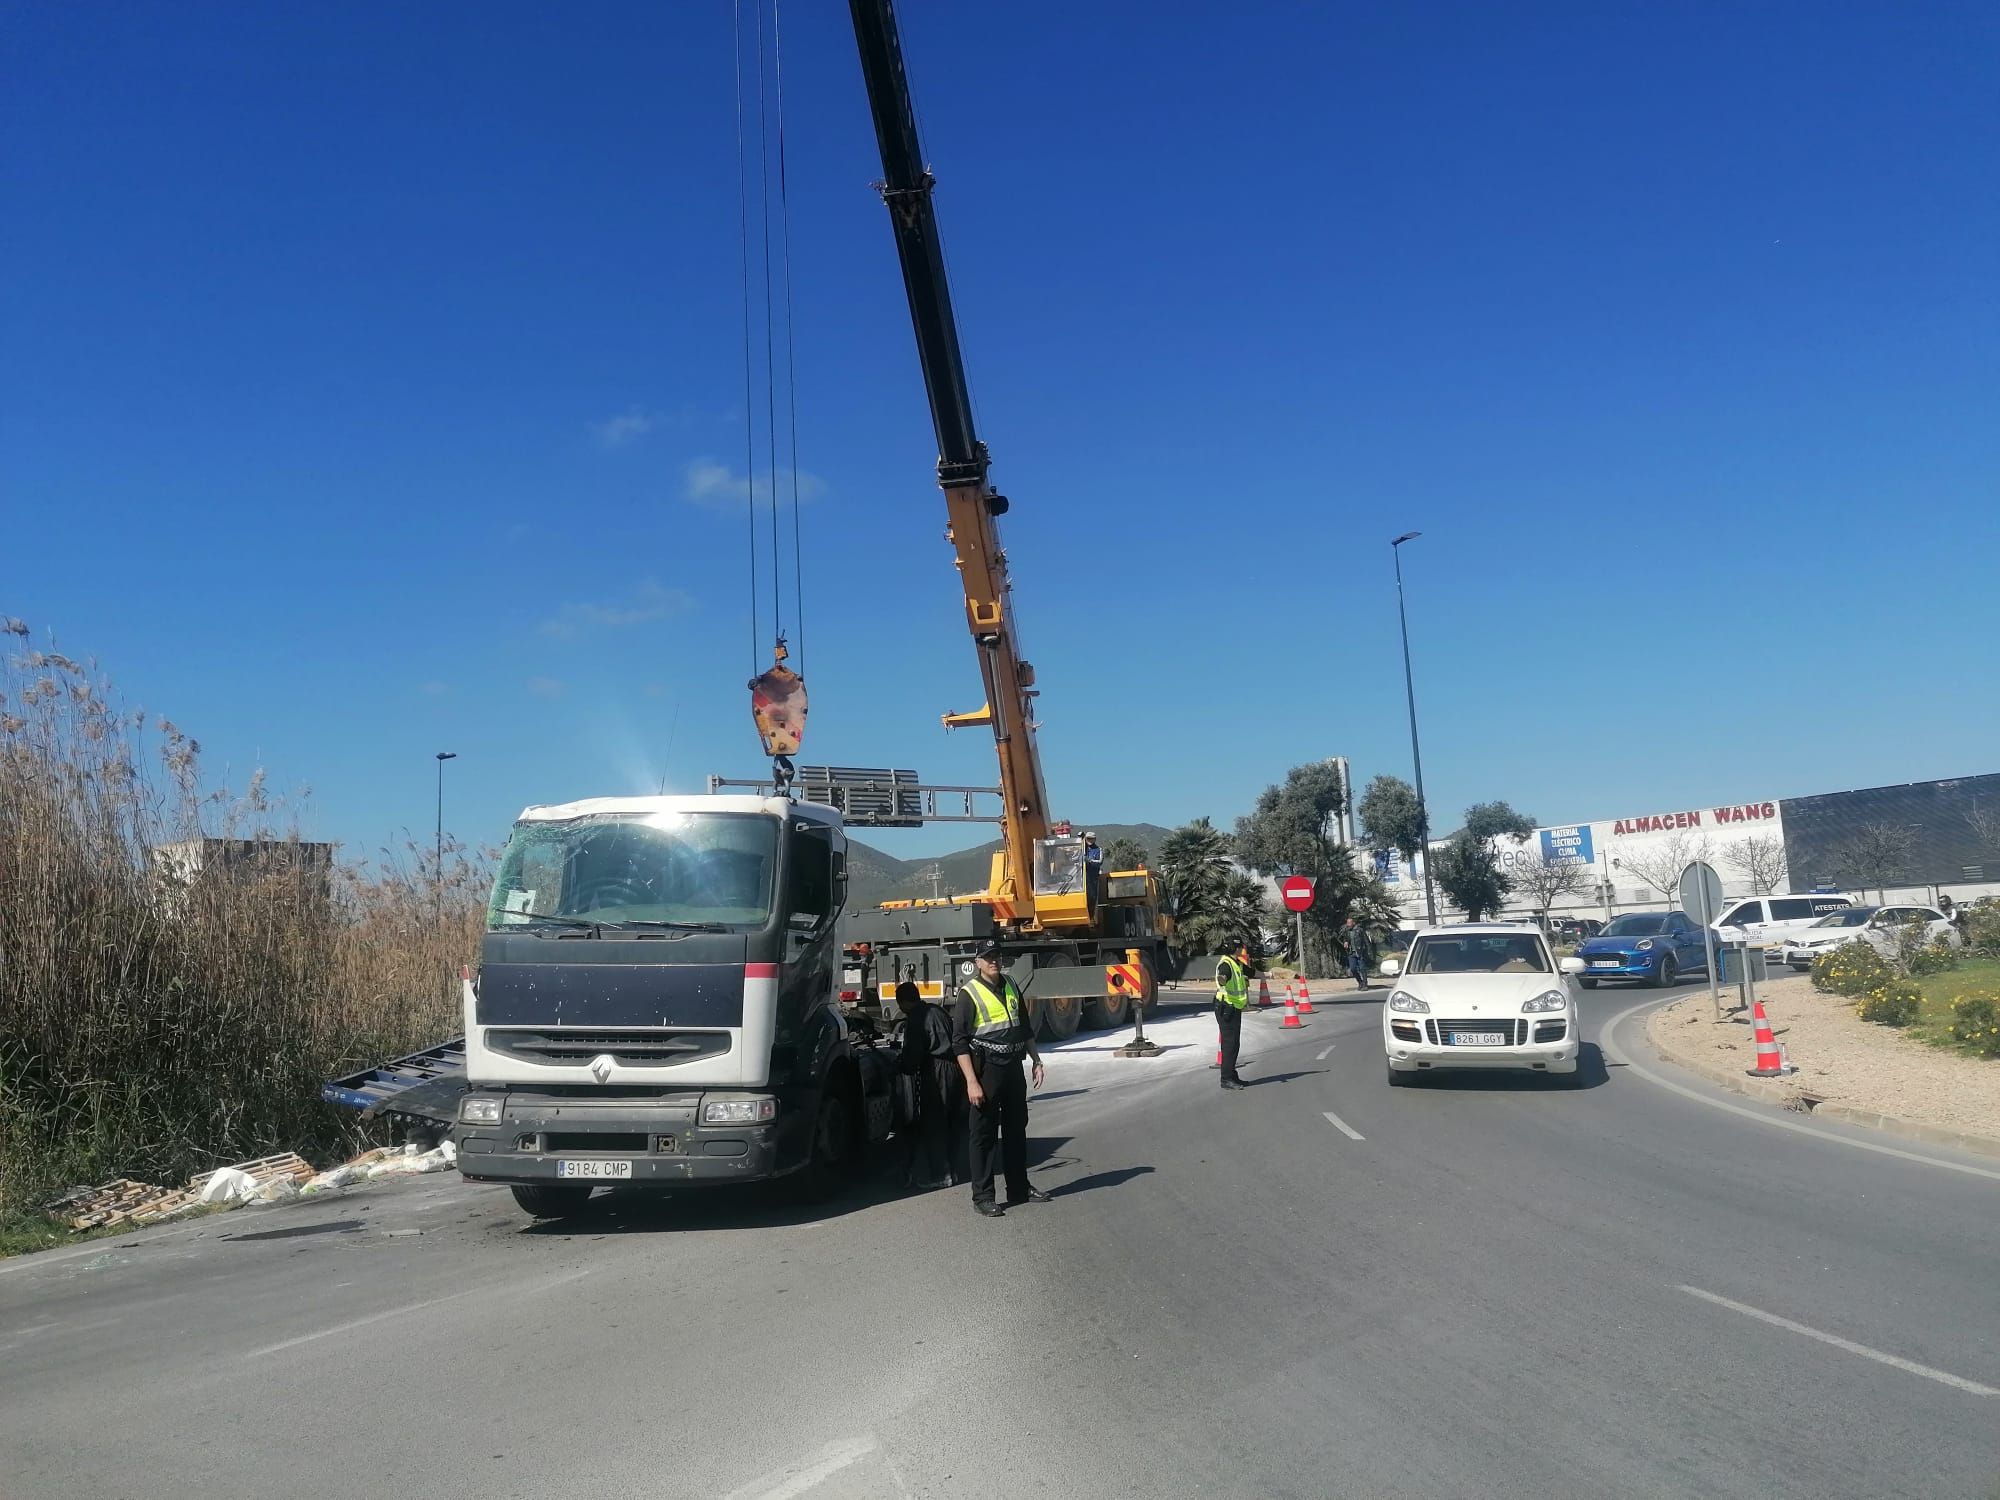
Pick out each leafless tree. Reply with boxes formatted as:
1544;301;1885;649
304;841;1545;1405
1835;821;1917;902
1966;803;2000;858
1510;849;1592;915
1615;832;1713;906
1724;833;1788;895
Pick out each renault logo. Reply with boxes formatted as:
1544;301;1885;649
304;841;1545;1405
590;1054;614;1084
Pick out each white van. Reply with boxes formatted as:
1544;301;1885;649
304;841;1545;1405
1713;893;1852;948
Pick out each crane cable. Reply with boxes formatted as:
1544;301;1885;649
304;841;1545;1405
773;0;804;677
732;0;807;678
754;0;781;656
732;0;759;674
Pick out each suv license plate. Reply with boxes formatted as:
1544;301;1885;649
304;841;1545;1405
556;1160;633;1181
1449;1031;1506;1047
1588;960;1617;968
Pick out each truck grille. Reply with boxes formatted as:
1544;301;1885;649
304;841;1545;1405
1425;1018;1526;1046
487;1029;729;1068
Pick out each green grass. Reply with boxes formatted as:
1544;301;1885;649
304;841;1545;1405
0;1210;122;1259
1905;956;2000;1056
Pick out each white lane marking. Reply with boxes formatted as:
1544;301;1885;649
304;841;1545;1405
245;1268;589;1359
722;1435;881;1500
1316;1045;1336;1060
1678;1285;1998;1398
1600;1001;2000;1184
1321;1110;1365;1141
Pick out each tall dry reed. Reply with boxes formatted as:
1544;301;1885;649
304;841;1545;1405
0;624;489;1208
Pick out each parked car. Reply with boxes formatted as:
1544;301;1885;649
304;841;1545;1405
1712;893;1852;949
1778;904;1964;970
1573;911;1711;987
1378;924;1582;1086
1551;917;1603;943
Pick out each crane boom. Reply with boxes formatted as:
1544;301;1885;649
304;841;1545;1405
849;0;1053;922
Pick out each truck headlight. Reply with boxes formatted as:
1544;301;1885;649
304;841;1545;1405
459;1096;502;1125
1387;991;1429;1014
703;1097;778;1125
1521;991;1567;1013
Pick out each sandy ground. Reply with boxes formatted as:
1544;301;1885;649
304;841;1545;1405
1648;971;2000;1144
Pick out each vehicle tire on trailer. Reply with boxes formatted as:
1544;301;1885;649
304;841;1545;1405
787;1078;860;1204
1035;993;1083;1042
510;1184;592;1220
1654;956;1678;989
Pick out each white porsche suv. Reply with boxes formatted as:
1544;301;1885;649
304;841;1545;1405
1379;924;1586;1087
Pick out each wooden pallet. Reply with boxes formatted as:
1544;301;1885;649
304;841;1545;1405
194;1152;316;1191
42;1179;201;1231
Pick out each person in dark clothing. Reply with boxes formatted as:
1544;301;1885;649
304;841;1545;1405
896;980;964;1191
1344;918;1372;990
951;942;1048;1218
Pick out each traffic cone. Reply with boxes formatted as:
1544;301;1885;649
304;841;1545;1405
1747;998;1787;1077
1256;975;1272;1009
1295;976;1315;1014
1281;990;1303;1029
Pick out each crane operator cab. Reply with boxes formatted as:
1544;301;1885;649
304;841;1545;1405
1033;833;1093;927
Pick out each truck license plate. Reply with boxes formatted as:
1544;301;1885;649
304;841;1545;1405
556;1160;633;1180
1448;1031;1506;1047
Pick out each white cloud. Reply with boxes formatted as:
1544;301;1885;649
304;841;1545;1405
538;579;695;640
526;676;567;699
683;457;826;510
591;409;660;448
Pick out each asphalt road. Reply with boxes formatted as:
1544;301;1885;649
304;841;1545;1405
5;986;1998;1500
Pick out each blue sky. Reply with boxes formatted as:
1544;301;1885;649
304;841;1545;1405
5;0;1996;863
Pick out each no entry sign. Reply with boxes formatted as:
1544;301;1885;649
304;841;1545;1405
1280;876;1316;913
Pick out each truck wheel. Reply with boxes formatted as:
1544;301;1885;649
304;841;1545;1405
1081;987;1129;1031
788;1083;858;1204
1035;993;1083;1042
510;1184;592;1220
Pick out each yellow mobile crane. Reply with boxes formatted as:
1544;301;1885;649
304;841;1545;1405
834;0;1172;1039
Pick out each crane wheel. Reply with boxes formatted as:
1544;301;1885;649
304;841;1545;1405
1035;994;1083;1042
1081;988;1129;1030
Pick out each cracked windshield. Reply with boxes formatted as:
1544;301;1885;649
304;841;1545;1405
4;3;1994;1498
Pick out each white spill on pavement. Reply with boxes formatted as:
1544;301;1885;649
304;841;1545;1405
1678;1285;1998;1397
721;1434;882;1500
244;1268;589;1359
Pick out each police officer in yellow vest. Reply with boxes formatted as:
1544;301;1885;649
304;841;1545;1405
1215;948;1251;1090
951;941;1049;1218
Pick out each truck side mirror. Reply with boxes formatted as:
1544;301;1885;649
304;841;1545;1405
832;850;847;909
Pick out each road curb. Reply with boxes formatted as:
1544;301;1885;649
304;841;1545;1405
1639;1003;2000;1163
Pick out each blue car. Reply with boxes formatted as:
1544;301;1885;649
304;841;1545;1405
1574;911;1710;988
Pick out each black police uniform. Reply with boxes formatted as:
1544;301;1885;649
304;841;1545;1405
951;978;1035;1209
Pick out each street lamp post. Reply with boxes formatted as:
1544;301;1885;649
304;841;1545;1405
1391;533;1438;926
434;752;457;933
